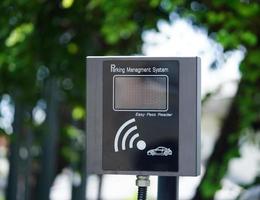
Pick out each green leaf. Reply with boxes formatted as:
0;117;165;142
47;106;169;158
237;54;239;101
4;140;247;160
72;106;85;120
66;125;81;138
5;23;34;47
216;29;239;49
61;146;79;163
67;43;79;54
61;0;74;9
207;12;225;24
149;0;161;7
240;31;258;46
236;3;259;17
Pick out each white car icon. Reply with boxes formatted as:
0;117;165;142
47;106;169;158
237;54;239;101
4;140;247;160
147;146;172;156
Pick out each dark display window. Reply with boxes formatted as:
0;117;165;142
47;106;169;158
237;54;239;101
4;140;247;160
113;75;168;111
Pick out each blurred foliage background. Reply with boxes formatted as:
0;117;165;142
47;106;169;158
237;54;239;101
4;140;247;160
0;0;259;199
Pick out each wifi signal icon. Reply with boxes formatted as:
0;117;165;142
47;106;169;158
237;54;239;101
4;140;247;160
114;118;146;152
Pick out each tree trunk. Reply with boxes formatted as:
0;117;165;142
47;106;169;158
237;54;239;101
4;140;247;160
71;158;87;200
24;127;33;200
193;80;243;200
71;121;87;200
36;78;59;200
6;97;23;200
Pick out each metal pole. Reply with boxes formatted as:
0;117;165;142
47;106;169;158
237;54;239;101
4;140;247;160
157;176;179;200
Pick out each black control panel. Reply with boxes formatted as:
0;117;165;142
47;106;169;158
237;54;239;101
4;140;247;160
103;60;179;172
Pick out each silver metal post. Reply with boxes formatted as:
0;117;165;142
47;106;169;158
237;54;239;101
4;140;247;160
136;175;150;200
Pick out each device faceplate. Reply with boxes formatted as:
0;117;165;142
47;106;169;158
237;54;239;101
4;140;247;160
87;57;200;176
103;60;179;172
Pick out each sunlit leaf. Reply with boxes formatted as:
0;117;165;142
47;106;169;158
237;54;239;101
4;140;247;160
61;0;74;9
5;23;34;47
67;43;79;54
72;106;85;120
61;146;79;163
68;127;79;139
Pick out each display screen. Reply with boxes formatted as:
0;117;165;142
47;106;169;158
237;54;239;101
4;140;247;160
113;75;168;111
